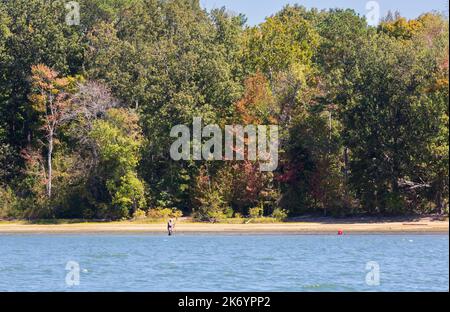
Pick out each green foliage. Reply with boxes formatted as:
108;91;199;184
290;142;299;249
338;27;448;214
271;208;288;221
133;208;147;220
89;108;146;219
225;207;234;219
147;207;183;220
0;143;16;182
0;2;448;220
248;206;264;218
193;188;229;222
242;6;319;82
0;0;83;157
90;109;142;175
109;172;146;219
0;186;16;218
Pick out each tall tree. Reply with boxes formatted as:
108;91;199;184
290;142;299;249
339;29;447;213
29;64;72;198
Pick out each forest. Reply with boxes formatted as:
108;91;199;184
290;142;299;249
0;0;448;221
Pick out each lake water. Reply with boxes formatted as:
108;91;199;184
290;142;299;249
0;234;448;292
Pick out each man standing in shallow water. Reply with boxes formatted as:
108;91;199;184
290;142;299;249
167;218;175;236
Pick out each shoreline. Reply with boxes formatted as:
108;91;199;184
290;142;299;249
0;218;448;234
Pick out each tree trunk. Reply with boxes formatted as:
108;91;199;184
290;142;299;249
47;133;53;198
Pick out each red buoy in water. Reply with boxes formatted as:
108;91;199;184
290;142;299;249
338;230;344;235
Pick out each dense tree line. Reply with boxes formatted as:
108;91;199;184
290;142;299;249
0;0;448;220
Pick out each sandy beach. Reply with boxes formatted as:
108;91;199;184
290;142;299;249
0;217;448;234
